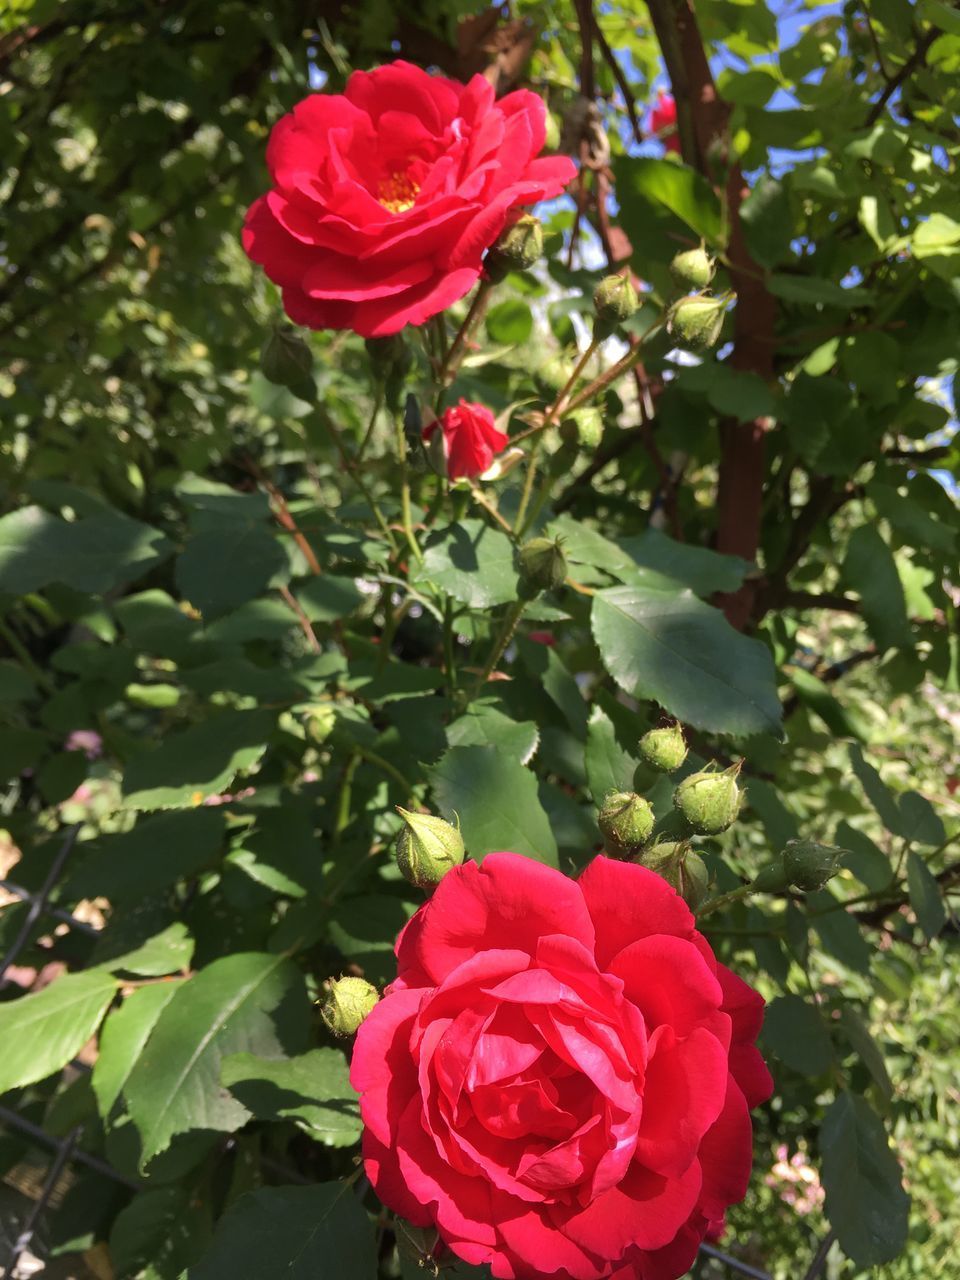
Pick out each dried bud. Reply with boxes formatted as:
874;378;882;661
593;273;639;335
674;766;742;835
395;807;465;889
261;325;313;397
638;722;688;773
666;293;727;351
669;247;716;292
598;791;655;858
320;976;379;1037
518;537;568;598
559;406;604;449
486;214;544;281
642;840;709;910
781;839;845;891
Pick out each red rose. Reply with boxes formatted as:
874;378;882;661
649;93;681;155
424;398;509;481
242;61;575;338
351;853;772;1280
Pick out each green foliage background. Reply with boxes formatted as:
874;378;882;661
0;1;958;1277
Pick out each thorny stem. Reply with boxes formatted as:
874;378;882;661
469;485;516;538
696;882;757;919
514;437;543;535
467;599;527;703
393;413;423;565
318;412;400;556
355;382;383;465
442;597;458;694
442;278;494;382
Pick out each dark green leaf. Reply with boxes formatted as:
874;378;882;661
584;706;639;805
0;507;171;595
762;995;834;1075
842;526;912;652
175;525;288;621
412;519;518;608
221;1049;361;1146
615;157;724;244
906;851;946;939
838;1007;894;1101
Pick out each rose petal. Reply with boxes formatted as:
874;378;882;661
609;934;723;1036
560;1157;703;1257
633;1026;728;1178
577;857;695;969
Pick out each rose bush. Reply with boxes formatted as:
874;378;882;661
242;60;575;337
424;398;509;481
351;853;772;1280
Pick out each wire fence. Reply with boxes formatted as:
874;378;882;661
0;825;835;1280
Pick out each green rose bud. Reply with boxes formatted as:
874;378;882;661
598;790;656;858
782;839;845;891
666;292;727;351
365;333;409;373
261;325;313;397
559;405;604;449
517;536;568;598
486;214;544;281
749;860;792;894
395;807;465;889
593;273;639;337
669;247;716;292
674;766;742;835
638;722;688;773
319;975;379;1037
642;840;709;910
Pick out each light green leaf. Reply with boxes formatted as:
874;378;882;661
0;970;118;1093
412;519;518;608
221;1048;361;1146
121;710;275;810
94;922;194;977
591;584;781;736
820;1092;910;1266
429;745;558;866
616;528;751;596
447;701;539;765
615;157;724;244
486;298;533;345
297;574;364;622
584;706;639;805
125;952;308;1165
92;981;185;1121
187;1183;377;1280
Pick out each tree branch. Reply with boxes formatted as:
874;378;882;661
865;26;939;126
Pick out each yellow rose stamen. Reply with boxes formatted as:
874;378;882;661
378;171;419;214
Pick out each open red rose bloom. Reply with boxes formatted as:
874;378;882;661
351;853;772;1280
242;62;575;337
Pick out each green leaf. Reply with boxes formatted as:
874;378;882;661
187;1183;377;1280
820;1091;910;1266
584;706;639;805
898;790;946;847
615;157;724;244
616;528;751;596
125;952;308;1165
110;1186;210;1280
447;701;539;765
221;1048;361;1146
326;896;416;986
429;745;558;866
516;638;588;736
591;584;781;736
486;298;533;345
906;851;946;939
811;891;873;974
0;970;118;1093
739;174;793;267
121;709;275;810
0;506;171;595
762;995;834;1076
675;361;778;422
412;519;518;608
92;981;185;1121
849;745;904;834
768;274;874;306
838;1006;894;1101
834;822;892;892
94;922;194;977
175;525;288;620
297;574;364;622
789;668;868;739
842;525;912;652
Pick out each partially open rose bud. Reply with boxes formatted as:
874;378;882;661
320;975;379;1037
594;273;639;337
667;292;727;351
641;840;710;910
598;791;655;858
486;214;544;281
518;536;568;598
638;722;688;773
669;246;716;292
782;839;845;891
674;766;742;835
396;807;466;889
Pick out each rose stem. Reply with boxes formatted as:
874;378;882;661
467;598;527;703
355;382;384;465
442;597;459;694
318;412;400;556
514;436;543;535
470;483;516;538
696;882;757;919
393;413;424;565
442;277;494;382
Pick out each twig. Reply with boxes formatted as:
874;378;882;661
278;584;320;654
0;826;80;982
865;27;938;126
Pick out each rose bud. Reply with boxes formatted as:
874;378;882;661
749;859;792;894
260;325;314;396
396;807;466;889
638;721;688;773
598;790;655;858
674;765;742;835
782;839;845;891
558;405;604;449
320;975;379;1037
517;536;568;598
422;399;509;483
593;272;639;338
641;839;710;910
669;246;716;291
666;292;727;351
486;214;544;281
